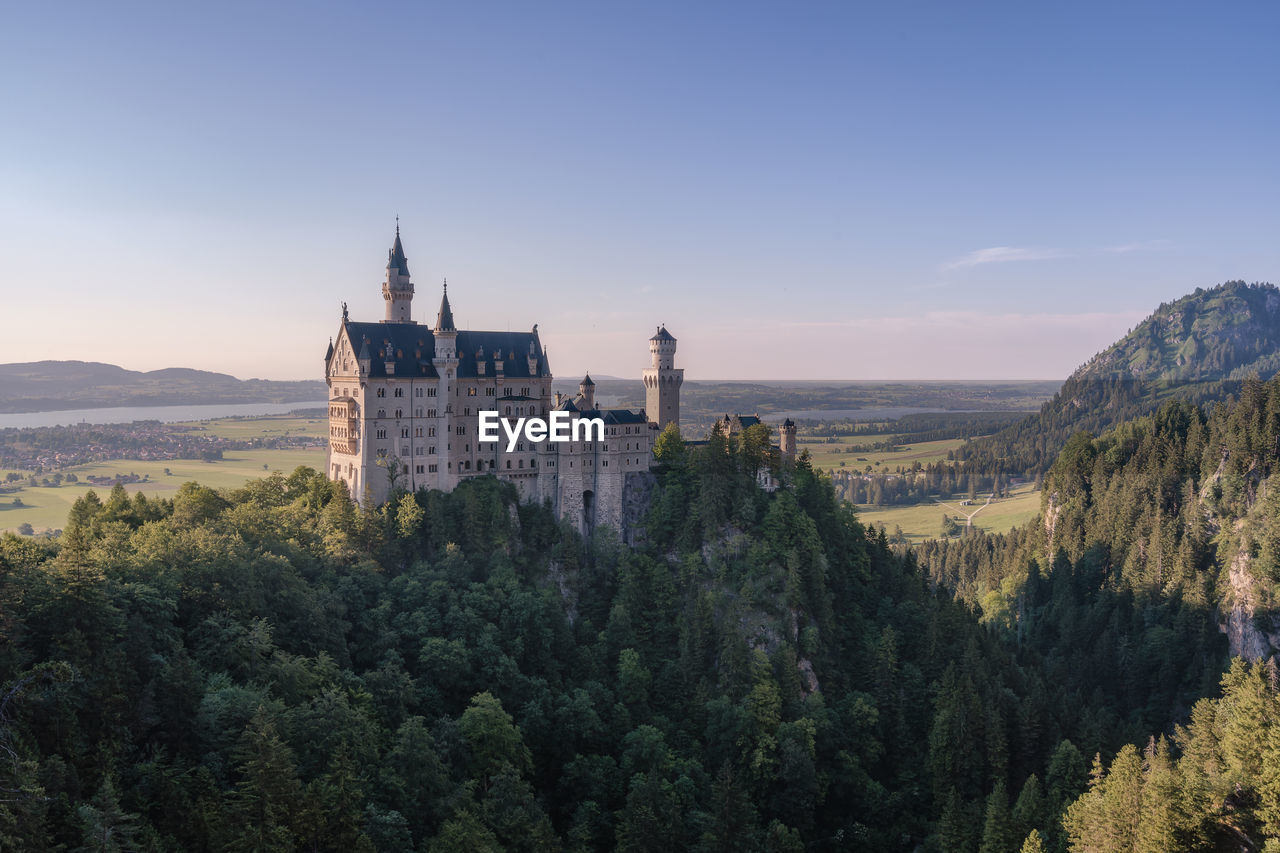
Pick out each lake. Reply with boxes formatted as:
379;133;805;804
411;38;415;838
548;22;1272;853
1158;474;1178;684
0;401;329;429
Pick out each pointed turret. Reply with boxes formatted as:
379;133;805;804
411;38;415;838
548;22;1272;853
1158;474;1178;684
382;223;415;323
387;224;410;277
436;280;456;332
578;374;595;410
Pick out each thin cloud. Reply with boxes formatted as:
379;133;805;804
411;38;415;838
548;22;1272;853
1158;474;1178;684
940;246;1069;271
1102;239;1171;254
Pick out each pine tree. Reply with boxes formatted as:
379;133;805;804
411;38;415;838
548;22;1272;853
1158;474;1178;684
979;779;1015;853
1019;829;1045;853
222;707;302;852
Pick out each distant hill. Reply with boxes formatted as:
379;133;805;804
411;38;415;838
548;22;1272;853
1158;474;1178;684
0;361;325;413
1073;280;1280;383
957;280;1280;479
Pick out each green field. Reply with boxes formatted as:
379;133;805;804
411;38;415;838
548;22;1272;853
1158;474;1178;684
172;414;327;439
800;434;966;471
0;448;326;534
855;481;1044;543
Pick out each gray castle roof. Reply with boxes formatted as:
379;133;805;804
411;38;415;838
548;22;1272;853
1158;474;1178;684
338;320;548;380
436;284;455;332
650;325;675;342
387;227;409;276
552;396;648;425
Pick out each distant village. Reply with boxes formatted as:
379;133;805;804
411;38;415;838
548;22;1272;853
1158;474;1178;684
0;420;324;476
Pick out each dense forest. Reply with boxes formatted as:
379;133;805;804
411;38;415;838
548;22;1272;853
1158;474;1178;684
0;423;1087;851
7;370;1280;849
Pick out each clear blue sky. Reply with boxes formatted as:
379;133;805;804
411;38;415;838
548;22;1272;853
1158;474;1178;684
2;1;1277;381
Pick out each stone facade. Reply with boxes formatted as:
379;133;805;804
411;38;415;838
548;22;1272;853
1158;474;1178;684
642;326;683;430
324;229;677;534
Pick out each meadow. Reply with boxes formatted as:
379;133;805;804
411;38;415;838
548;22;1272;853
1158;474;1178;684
0;414;328;534
855;480;1043;543
797;433;966;471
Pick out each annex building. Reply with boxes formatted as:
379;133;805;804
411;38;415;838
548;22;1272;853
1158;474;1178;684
324;228;683;533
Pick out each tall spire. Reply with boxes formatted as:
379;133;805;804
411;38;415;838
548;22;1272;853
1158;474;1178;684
382;222;415;323
436;279;456;332
388;221;410;276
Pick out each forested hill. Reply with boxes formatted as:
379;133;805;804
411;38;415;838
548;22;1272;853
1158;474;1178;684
955;280;1280;483
916;371;1280;849
1;422;1196;852
0;361;324;413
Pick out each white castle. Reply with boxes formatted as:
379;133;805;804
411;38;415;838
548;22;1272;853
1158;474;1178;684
324;227;683;533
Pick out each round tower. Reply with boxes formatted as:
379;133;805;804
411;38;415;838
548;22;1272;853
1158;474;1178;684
382;223;415;323
780;418;797;459
642;325;683;430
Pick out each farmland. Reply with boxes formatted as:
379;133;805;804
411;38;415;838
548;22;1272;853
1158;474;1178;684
0;415;327;534
855;480;1043;544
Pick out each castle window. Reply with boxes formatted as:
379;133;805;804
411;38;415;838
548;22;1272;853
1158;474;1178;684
377;409;386;418
521;387;529;396
427;388;437;397
416;408;423;417
416;465;424;474
415;387;423;397
506;460;511;469
456;426;465;435
517;442;524;451
376;428;387;439
401;427;409;438
518;460;523;468
602;461;607;467
429;427;436;437
428;410;437;419
464;407;471;416
505;406;511;415
468;387;477;396
415;427;423;437
395;409;402;418
394;388;404;397
377;388;385;398
464;461;471;470
429;464;438;473
486;387;495;396
429;446;436;454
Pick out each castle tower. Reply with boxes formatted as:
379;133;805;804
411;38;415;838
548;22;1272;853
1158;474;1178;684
382;224;415;323
643;325;683;430
432;281;458;488
780;418;797;459
578;374;595;410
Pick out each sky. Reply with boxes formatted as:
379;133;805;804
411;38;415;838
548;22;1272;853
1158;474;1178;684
2;1;1277;382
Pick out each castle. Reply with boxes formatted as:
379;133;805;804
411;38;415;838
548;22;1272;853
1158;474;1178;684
323;228;683;533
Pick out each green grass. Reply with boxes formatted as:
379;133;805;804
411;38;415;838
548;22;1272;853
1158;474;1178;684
171;414;327;439
0;448;325;534
855;481;1043;544
800;434;966;472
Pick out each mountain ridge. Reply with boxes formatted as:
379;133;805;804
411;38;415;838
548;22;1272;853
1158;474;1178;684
955;280;1280;480
0;360;325;413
